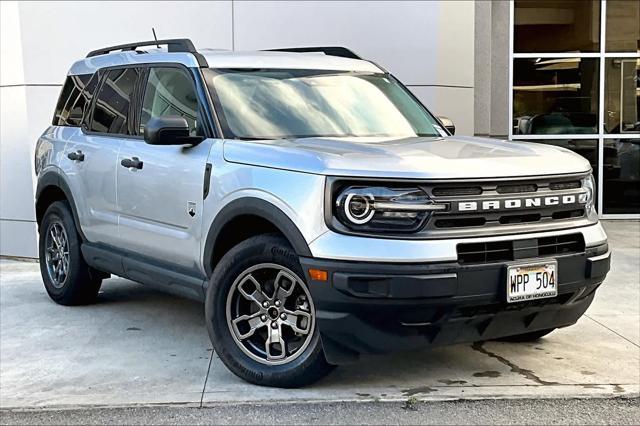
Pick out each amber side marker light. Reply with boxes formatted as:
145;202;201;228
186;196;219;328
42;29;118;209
308;269;328;282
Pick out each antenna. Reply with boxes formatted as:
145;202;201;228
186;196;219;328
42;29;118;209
152;28;160;48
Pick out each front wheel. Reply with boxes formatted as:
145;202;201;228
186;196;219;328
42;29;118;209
205;235;333;387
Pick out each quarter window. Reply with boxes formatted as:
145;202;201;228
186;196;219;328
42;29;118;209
140;67;201;135
89;68;140;135
53;74;96;126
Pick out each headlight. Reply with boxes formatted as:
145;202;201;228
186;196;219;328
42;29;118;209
334;185;447;233
581;174;596;213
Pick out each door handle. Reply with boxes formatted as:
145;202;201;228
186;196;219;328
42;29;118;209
67;150;85;162
120;157;143;170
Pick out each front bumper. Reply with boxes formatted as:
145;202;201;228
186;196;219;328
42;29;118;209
308;222;607;263
300;243;610;364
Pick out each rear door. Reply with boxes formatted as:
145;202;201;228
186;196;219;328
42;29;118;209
116;65;213;272
59;68;140;247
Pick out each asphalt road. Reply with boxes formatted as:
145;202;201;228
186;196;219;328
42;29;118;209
2;397;639;425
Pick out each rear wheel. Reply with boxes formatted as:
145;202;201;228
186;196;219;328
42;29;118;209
496;328;555;342
39;201;102;305
206;234;333;387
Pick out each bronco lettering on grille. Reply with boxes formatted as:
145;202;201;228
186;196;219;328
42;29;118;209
458;194;584;212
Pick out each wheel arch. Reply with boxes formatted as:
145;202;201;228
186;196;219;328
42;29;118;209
35;170;85;240
203;197;312;277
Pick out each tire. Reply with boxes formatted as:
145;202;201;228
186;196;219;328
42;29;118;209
496;328;555;342
38;201;102;305
205;234;333;388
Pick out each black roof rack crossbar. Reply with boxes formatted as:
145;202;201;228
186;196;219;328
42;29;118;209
264;46;362;60
86;38;208;67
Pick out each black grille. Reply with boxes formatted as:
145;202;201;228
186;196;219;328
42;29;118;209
496;183;538;194
457;241;513;264
435;217;486;228
551;209;585;220
549;181;581;190
432;186;482;197
498;213;541;224
425;175;590;234
537;234;585;256
457;233;585;264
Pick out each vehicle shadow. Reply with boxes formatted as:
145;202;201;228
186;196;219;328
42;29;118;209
91;277;208;336
96;277;470;388
90;276;609;393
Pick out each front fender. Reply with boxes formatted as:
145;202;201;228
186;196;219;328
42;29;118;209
202;197;313;277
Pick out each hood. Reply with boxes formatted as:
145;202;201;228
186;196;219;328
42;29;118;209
223;136;592;179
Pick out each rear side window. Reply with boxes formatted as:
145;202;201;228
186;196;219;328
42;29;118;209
89;68;140;135
52;74;96;126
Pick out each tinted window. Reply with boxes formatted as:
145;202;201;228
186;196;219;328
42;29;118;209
603;139;640;214
89;68;140;135
604;58;639;134
513;58;599;135
514;0;600;53
53;74;96;126
605;0;640;53
140;67;201;135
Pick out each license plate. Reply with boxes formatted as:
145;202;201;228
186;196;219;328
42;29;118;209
507;261;557;303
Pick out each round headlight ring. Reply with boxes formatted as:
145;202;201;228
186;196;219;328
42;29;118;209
344;193;375;224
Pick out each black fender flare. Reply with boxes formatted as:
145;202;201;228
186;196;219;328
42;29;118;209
35;170;86;240
202;197;312;277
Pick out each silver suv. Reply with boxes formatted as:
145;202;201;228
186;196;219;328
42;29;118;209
35;39;611;387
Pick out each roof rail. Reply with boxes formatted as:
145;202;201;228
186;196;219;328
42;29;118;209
264;46;362;60
86;38;208;67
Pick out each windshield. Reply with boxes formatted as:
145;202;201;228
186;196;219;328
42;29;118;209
204;69;443;140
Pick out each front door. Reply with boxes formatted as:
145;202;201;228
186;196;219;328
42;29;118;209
116;66;213;273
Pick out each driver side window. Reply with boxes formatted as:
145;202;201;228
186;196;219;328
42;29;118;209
140;67;201;136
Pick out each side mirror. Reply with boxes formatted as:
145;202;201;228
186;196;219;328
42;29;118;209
437;116;455;135
143;116;204;146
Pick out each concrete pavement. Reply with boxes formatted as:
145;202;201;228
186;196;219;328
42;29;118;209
3;398;639;425
1;221;638;409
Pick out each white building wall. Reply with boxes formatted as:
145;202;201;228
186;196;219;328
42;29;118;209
233;0;475;133
0;0;474;258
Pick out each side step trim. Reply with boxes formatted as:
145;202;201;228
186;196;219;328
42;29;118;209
81;242;206;302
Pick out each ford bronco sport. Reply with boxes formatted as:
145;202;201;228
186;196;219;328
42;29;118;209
35;39;611;387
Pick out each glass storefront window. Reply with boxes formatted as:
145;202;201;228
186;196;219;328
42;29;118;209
514;0;600;53
513;58;599;135
511;1;638;217
603;139;640;214
605;0;640;53
604;58;640;134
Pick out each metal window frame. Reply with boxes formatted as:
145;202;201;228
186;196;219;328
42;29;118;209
508;0;640;220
